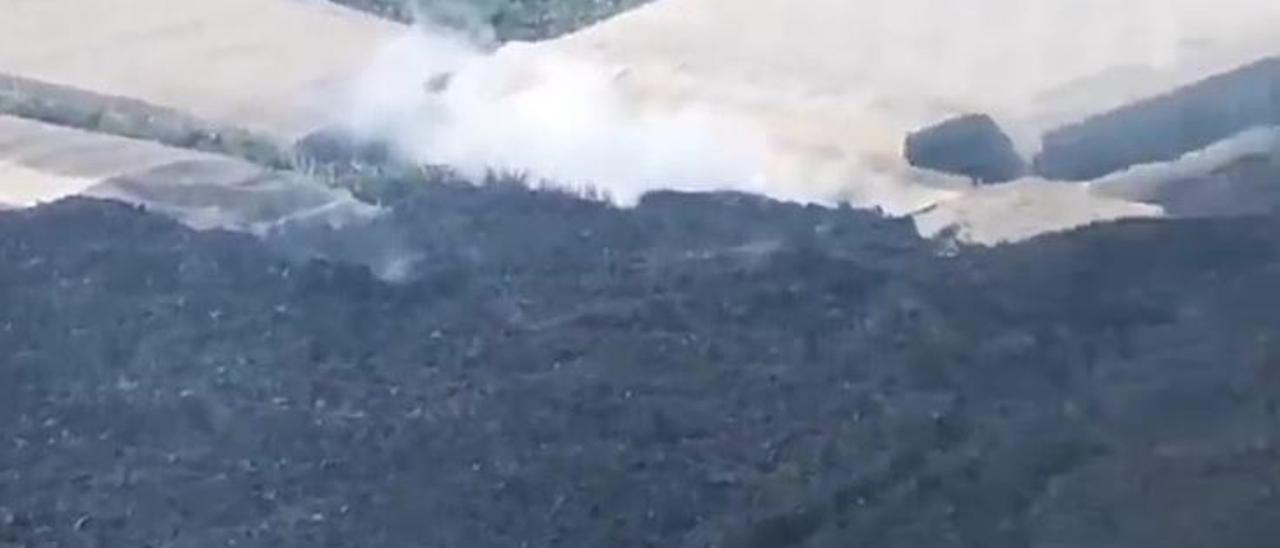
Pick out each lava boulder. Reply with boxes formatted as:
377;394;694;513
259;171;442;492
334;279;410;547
905;113;1026;184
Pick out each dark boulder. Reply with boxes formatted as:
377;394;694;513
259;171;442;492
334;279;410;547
905;113;1026;183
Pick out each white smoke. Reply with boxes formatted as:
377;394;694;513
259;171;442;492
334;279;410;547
338;0;1280;215
340;25;775;205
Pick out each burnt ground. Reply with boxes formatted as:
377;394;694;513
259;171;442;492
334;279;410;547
2;182;1280;547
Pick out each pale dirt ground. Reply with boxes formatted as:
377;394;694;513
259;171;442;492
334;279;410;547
0;114;214;206
539;0;1280;153
0;114;376;232
0;0;405;139
0;161;97;207
0;0;393;227
3;0;1276;243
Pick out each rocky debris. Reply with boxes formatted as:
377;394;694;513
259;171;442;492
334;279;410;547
2;187;1280;547
904;114;1026;184
1035;57;1280;181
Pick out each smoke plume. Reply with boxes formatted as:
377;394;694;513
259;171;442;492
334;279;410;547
338;0;1280;213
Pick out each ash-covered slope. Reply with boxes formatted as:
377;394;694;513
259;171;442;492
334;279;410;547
3;188;1279;548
